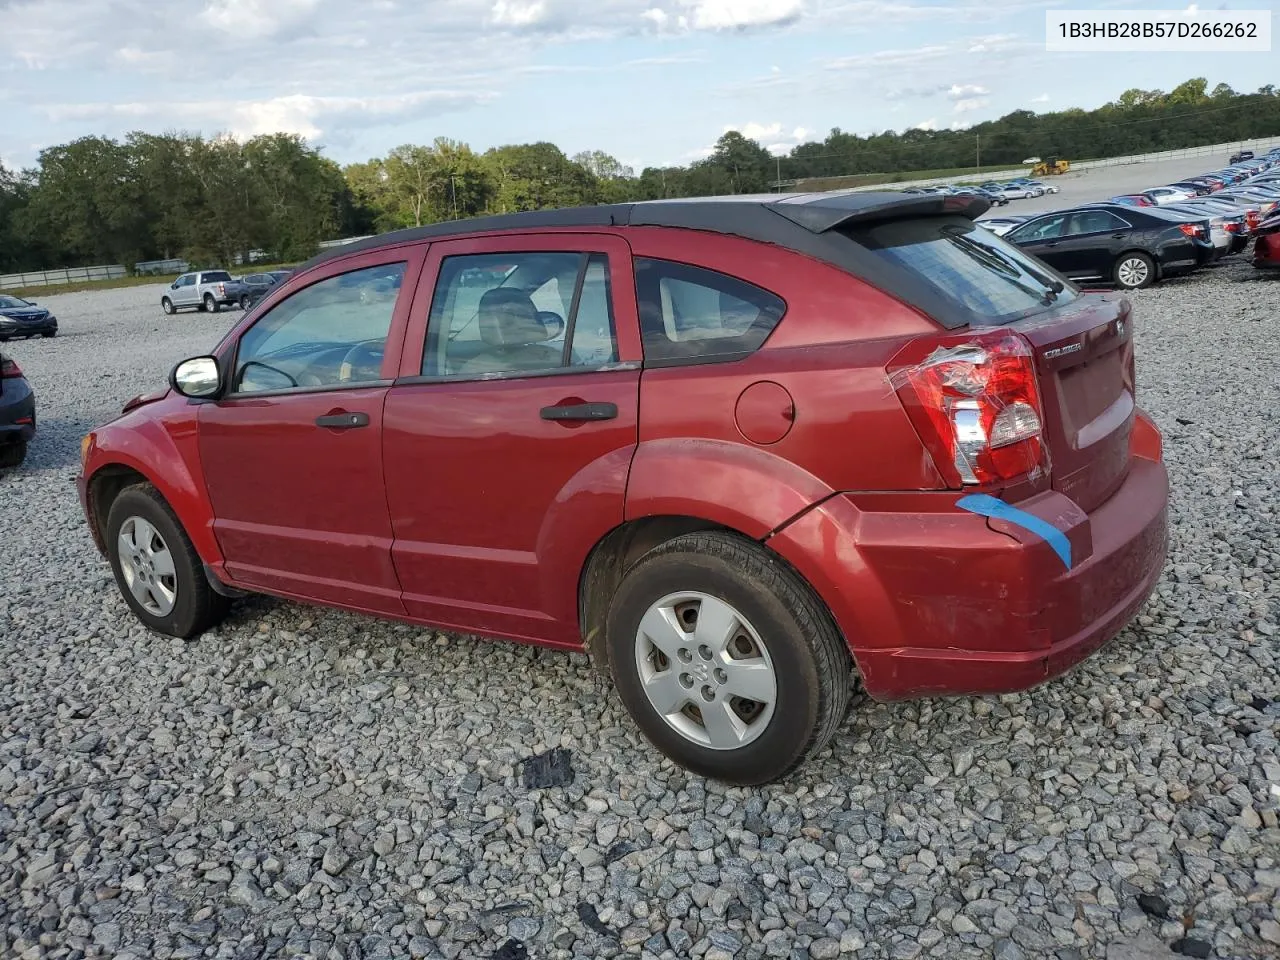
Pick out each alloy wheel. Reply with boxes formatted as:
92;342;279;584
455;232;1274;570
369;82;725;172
1117;257;1150;288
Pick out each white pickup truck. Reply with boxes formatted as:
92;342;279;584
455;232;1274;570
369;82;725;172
161;270;248;315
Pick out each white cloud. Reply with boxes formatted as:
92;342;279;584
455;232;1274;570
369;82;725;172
1030;92;1050;103
490;0;548;26
914;118;938;130
952;97;988;113
946;83;989;99
680;0;805;29
201;0;320;38
45;90;493;141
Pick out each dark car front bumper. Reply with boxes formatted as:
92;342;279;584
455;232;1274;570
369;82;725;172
0;375;37;445
0;314;57;339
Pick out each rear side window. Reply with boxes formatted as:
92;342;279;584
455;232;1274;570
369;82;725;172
634;258;785;364
843;216;1078;327
202;271;232;282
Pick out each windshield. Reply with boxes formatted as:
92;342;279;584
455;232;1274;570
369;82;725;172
0;296;33;309
842;215;1077;327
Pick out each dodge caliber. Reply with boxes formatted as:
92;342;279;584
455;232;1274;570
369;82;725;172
77;192;1169;784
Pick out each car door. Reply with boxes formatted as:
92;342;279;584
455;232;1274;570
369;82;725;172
382;233;642;646
1055;209;1132;278
197;247;426;614
172;274;196;307
1005;214;1071;270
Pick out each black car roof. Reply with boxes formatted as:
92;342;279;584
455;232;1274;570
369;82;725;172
298;191;991;273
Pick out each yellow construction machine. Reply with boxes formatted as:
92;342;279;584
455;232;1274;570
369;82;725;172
1029;156;1070;177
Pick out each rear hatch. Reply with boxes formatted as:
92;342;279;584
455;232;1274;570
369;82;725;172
838;214;1135;511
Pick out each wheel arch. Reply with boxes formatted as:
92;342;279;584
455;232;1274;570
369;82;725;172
83;439;222;570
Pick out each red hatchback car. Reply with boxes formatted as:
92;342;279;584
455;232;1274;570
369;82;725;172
78;192;1169;784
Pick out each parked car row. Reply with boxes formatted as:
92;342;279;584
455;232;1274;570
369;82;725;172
161;268;293;315
981;147;1280;289
901;177;1060;207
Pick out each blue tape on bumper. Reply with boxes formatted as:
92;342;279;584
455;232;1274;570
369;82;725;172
957;493;1072;570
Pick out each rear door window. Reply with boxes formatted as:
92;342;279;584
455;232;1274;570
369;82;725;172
633;259;786;364
842;215;1077;327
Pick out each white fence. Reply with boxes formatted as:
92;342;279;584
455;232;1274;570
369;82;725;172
806;135;1280;194
0;264;127;291
135;258;189;276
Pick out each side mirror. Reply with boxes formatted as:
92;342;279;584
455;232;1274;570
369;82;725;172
170;356;222;399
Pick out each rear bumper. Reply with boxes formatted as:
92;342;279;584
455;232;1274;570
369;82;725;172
0;381;37;443
766;412;1169;701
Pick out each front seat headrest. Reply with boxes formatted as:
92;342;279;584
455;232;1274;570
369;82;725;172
478;288;550;347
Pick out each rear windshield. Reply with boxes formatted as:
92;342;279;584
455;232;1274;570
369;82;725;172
202;271;232;282
840;215;1078;327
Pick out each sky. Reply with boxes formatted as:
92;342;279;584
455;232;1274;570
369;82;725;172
0;0;1277;174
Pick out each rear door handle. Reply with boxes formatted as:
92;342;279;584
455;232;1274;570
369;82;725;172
316;411;370;429
540;402;618;422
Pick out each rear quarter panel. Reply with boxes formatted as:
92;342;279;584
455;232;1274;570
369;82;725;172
624;227;947;526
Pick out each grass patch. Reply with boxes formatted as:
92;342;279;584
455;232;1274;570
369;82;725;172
3;262;302;299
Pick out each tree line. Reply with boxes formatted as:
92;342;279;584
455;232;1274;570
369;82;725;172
1;77;1277;274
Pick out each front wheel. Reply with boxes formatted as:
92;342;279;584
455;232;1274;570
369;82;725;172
106;483;229;639
605;531;852;786
1114;251;1156;289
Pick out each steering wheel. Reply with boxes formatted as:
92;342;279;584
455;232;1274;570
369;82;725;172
338;339;385;382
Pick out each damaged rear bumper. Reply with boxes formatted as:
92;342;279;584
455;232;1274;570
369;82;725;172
765;413;1169;701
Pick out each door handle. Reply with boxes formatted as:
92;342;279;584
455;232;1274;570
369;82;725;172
540;402;618;422
315;411;370;429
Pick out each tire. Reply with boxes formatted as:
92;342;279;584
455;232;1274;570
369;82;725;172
0;440;27;470
605;531;852;786
203;294;219;313
41;331;55;338
162;297;175;315
239;294;250;310
1114;251;1157;289
105;483;229;639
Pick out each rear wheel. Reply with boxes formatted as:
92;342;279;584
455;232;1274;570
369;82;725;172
239;294;251;310
0;440;27;470
1114;251;1156;289
161;297;175;315
203;294;219;313
605;531;851;785
106;484;229;639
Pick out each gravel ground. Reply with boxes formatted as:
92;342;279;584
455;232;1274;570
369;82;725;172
1;265;1278;960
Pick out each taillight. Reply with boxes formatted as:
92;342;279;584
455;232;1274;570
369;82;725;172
0;356;22;378
217;283;225;296
889;333;1048;487
1246;211;1261;230
1178;222;1207;239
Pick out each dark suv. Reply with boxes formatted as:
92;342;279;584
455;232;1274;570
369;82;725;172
78;192;1169;784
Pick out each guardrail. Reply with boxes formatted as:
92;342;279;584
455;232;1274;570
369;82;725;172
790;135;1280;194
0;264;127;291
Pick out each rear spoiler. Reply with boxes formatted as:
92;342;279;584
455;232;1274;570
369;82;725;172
767;191;992;233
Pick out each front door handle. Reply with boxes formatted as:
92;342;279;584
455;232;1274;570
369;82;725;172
316;411;370;429
540;402;618;422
